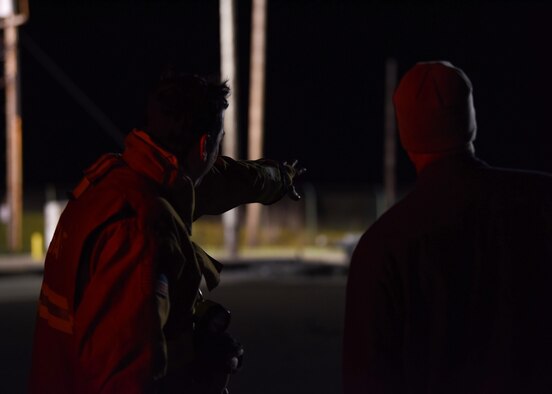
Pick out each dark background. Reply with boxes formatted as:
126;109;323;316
9;0;552;194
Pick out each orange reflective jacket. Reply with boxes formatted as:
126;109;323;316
30;130;288;393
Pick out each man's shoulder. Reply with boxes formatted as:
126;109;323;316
102;166;164;210
479;165;552;203
349;202;414;278
353;197;413;256
352;163;552;253
72;163;172;224
479;161;548;179
369;193;417;235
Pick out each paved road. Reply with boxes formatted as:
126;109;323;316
0;274;42;393
0;264;346;394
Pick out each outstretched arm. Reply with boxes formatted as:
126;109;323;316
193;156;301;220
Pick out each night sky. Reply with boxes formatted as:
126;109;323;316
8;0;552;193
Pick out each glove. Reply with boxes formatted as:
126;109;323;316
194;331;244;374
280;159;307;201
192;331;244;394
191;294;243;393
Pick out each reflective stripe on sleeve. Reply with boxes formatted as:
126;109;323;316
38;283;74;334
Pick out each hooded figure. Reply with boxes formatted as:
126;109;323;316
343;61;552;394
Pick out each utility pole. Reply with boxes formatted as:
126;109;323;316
245;0;267;246
219;0;239;258
1;0;28;252
383;58;398;212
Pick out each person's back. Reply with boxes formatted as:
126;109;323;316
343;62;552;393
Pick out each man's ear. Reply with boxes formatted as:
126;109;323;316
199;133;209;161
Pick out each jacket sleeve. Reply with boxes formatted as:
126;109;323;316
342;230;404;394
193;156;288;220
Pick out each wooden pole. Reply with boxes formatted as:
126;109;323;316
220;0;239;258
383;58;397;212
245;0;267;246
4;18;23;251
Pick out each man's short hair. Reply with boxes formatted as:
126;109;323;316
146;72;230;152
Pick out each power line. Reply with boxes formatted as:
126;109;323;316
20;32;124;148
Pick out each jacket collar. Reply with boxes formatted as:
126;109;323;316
122;129;194;231
122;129;181;188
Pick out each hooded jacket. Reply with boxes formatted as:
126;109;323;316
344;153;552;394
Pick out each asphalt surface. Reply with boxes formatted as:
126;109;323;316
0;261;347;394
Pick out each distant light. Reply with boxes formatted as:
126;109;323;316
0;0;14;18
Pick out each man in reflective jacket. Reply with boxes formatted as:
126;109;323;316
30;73;302;393
343;61;552;393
